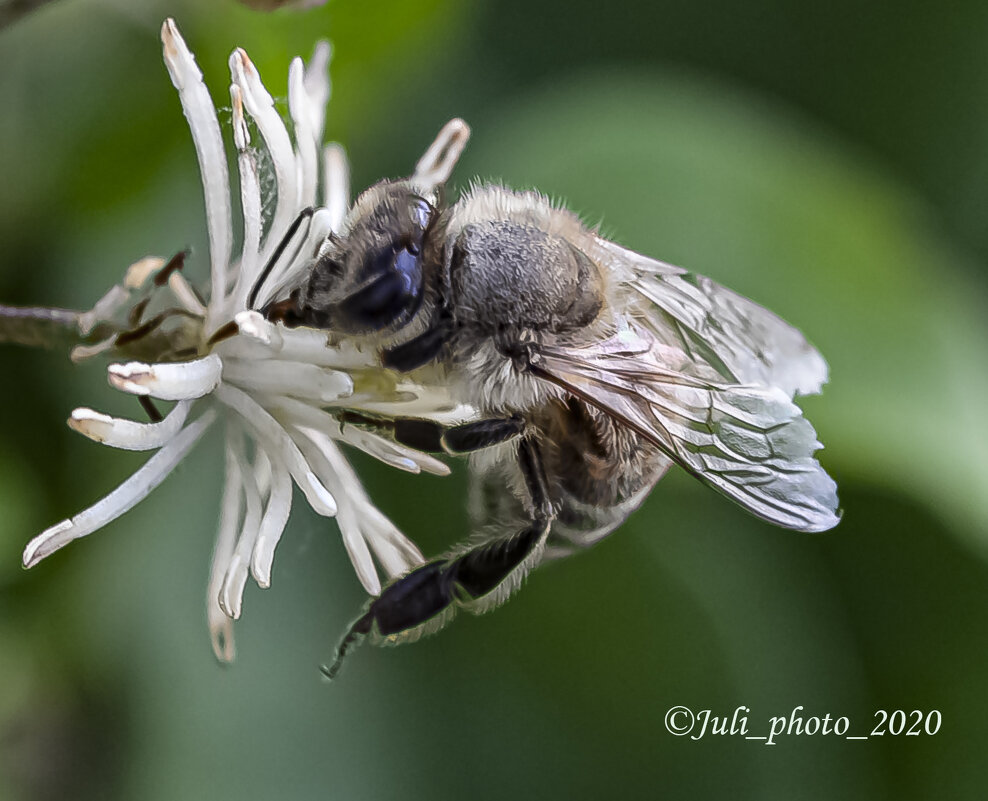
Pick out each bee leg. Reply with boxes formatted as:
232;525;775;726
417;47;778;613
337;411;525;454
323;437;552;679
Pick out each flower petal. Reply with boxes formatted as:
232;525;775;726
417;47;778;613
264;394;451;476
68;400;191;451
229;47;298;267
250;452;293;588
208;424;244;663
302;41;331;141
219;430;265;620
322;143;349;232
214;382;337;516
108;354;223;400
222;358;353;403
161;19;233;331
297;426;425;583
288;57;318;210
413;118;471;195
22;409;218;568
291;426;381;595
228;83;264;315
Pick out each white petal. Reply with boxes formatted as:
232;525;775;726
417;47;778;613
322;143;349;231
207;425;244;663
161;20;233;330
288;57;318;210
221;358;353;403
297;426;425;581
214;382;337;516
291;426;381;595
23;409;217;568
230;48;298;268
68;400;191;451
302;41;331;140
219;431;265;620
246;324;377;368
337;425;450;476
108;354;223;400
413;118;471;195
250;453;293;588
264;394;450;476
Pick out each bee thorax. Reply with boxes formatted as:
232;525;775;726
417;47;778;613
449;220;603;335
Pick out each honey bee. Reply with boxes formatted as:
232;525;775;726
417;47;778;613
258;119;839;676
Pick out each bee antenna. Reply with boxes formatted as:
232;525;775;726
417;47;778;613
320;612;373;682
248;206;316;310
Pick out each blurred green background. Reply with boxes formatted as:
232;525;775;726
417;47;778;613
2;0;988;798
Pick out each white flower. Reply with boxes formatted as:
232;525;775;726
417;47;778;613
22;19;469;663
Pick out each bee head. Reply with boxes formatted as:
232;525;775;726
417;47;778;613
289;181;437;335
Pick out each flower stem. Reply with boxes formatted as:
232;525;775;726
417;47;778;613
0;303;92;350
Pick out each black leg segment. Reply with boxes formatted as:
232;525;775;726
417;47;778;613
338;411;525;455
325;435;554;679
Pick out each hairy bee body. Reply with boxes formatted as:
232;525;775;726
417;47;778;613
260;120;838;673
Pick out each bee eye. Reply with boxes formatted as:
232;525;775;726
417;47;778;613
336;244;424;332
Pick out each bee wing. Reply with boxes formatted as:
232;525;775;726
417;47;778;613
595;238;828;397
531;327;840;532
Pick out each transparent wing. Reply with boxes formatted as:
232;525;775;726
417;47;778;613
595;237;828;397
531;327;840;532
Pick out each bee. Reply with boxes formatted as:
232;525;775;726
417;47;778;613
258;119;840;675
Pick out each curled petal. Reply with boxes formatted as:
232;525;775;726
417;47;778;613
108;354;223;400
68;400;192;451
23;409;218;568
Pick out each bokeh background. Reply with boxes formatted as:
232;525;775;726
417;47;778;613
2;0;988;798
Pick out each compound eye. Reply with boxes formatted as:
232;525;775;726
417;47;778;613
339;244;424;331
